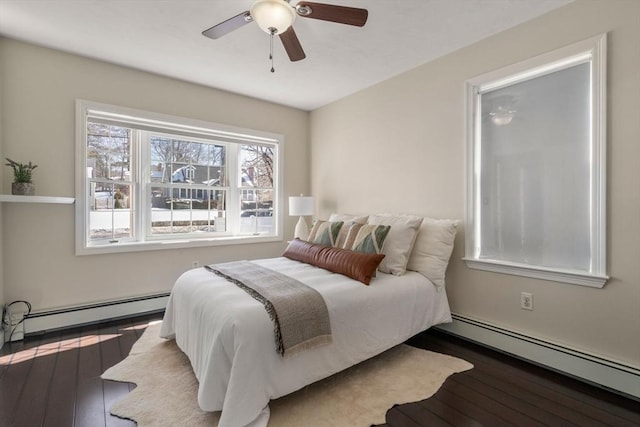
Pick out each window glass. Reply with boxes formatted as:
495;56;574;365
238;145;275;235
86;123;134;243
478;63;591;271
147;135;227;237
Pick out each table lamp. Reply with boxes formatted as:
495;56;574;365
288;194;314;240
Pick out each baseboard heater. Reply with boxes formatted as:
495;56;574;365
436;314;640;401
24;293;170;336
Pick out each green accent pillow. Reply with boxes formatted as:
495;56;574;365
307;220;344;247
343;223;391;254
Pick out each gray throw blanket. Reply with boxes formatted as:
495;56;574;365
205;261;332;357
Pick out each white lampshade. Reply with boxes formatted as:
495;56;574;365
250;0;296;35
288;195;314;216
289;195;314;240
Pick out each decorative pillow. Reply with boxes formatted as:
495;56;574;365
406;217;457;290
328;213;369;248
283;239;385;285
342;223;390;254
367;214;424;276
307;220;344;247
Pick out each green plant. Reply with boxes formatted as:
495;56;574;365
5;158;38;183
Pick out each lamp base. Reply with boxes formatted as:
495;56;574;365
294;216;309;240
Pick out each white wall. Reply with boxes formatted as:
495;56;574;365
0;38;310;312
310;0;640;369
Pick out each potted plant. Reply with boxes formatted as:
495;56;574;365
5;158;38;196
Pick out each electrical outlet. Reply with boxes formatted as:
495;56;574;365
521;292;534;310
192;261;200;268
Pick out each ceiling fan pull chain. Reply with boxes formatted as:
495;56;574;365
269;28;275;73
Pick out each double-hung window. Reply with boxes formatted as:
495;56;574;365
464;34;608;287
75;100;283;254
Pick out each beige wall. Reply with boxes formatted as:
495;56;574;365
310;0;640;368
0;38;310;311
0;40;4;319
1;1;638;369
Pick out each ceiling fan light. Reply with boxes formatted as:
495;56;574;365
489;106;516;126
250;0;296;34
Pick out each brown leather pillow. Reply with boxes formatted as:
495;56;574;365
283;238;385;285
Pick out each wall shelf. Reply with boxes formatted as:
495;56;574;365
0;195;75;204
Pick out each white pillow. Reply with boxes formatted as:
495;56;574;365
367;214;424;276
329;213;369;249
406;217;457;289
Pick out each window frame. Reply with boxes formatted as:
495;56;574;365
75;100;284;255
463;34;608;288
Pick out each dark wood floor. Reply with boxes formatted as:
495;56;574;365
385;333;640;427
1;313;638;427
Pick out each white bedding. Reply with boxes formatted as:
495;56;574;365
160;256;452;427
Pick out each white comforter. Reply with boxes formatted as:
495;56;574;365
160;257;452;427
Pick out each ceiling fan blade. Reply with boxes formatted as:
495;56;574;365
202;11;252;39
295;2;368;27
279;27;306;62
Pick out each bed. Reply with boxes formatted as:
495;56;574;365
160;214;457;427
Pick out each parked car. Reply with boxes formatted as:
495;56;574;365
240;209;272;217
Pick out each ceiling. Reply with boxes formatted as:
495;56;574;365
0;0;572;111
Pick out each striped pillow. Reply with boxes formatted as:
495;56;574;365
343;223;391;254
307;220;344;247
329;213;369;248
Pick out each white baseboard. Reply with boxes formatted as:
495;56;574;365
24;293;169;335
436;314;640;400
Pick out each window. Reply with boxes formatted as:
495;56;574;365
464;34;608;287
75;100;283;254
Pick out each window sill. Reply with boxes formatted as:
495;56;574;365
463;258;609;288
76;234;284;256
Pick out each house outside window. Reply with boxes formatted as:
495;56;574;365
464;35;608;287
75;100;283;255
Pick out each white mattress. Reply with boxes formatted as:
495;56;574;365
160;256;452;427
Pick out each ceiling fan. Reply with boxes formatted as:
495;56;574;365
202;0;368;67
